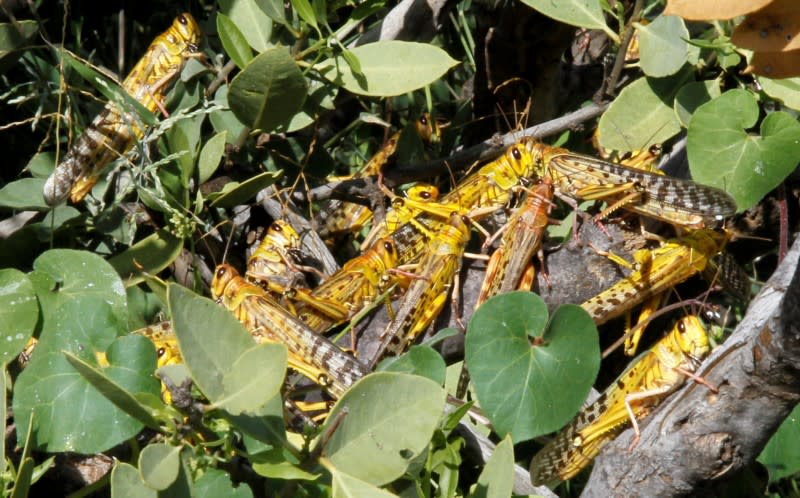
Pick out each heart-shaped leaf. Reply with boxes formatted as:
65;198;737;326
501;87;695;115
466;292;599;443
688;88;800;210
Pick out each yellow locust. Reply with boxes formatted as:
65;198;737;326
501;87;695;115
529;315;712;486
246;220;348;320
580;229;728;355
476;179;554;306
296;236;403;333
132;321;183;402
44;13;202;205
211;264;367;398
522;138;737;228
361;182;440;249
387;141;536;265
318;114;440;241
369;213;472;367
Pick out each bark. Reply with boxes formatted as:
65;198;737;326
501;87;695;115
581;235;800;497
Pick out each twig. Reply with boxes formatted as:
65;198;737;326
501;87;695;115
594;0;644;101
206;59;237;98
295;103;608;204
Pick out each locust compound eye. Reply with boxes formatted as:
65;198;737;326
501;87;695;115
511;147;522;161
383;241;395;255
157;347;166;357
216;266;228;280
419;115;428;125
677;320;686;334
419;191;432;200
271;222;283;232
178;14;188;25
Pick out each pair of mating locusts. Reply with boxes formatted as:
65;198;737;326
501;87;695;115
44;12;202;205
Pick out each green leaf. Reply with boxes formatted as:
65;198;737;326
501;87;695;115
208;170;282;208
30;249;128;329
321;372;446;486
225;394;286;446
0;20;37;53
330;468;398;498
13;298;157;452
219;0;274;52
286;78;339;132
636;16;689;77
110;462;157;498
217;13;254;69
63;341;161;430
139;443;181;490
167;283;255;401
256;0;287;26
519;0;611;35
109;229;183;287
316;41;458;97
688;89;800;211
466;293;600;443
758;76;800;112
210;86;247;142
598;70;692;151
27;151;55;179
253;456;320;480
166;113;204;186
291;0;319;30
470;435;514;498
198;131;228;184
758;404;800;483
11;458;34;498
340;47;362;77
674;80;721;127
0;20;39;73
11;410;35;498
216;343;287;415
379;345;446;385
0;366;5;474
0;178;49;210
195;468;254;498
228;47;308;132
0;269;38;364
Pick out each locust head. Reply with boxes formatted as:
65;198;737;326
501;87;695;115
674;315;711;366
169;13;202;54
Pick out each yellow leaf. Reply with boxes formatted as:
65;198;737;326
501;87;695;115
664;0;773;20
732;0;800;52
746;49;800;78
